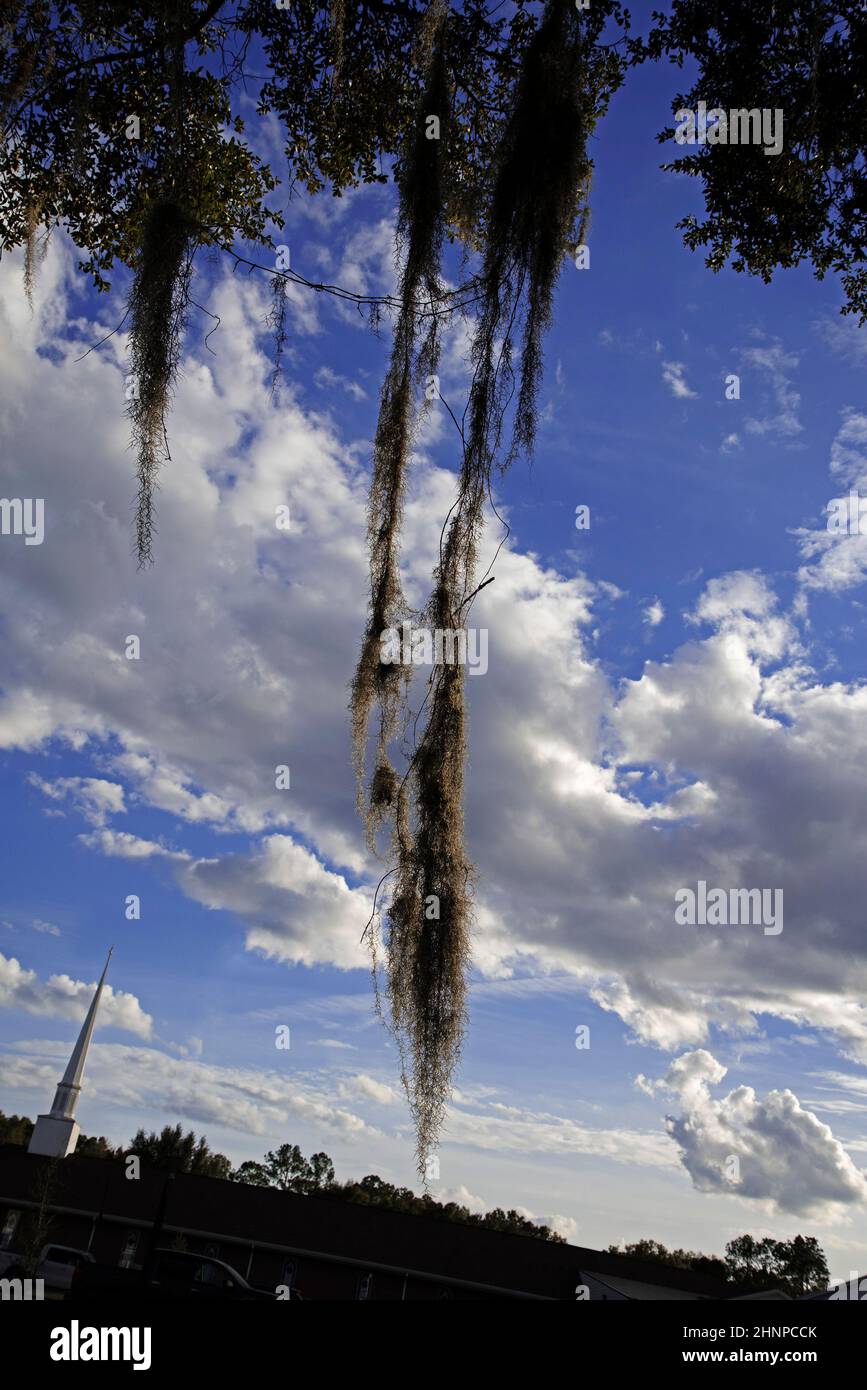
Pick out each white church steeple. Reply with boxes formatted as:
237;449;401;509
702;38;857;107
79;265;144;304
28;948;113;1158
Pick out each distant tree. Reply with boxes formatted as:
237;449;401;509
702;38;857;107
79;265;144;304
230;1159;270;1188
779;1235;830;1298
308;1151;336;1191
332;1174;564;1242
606;1238;727;1283
470;1205;565;1243
0;1110;34;1147
725;1232;829;1298
231;1143;334;1193
127;1123;232;1179
230;1143;562;1240
724;1233;783;1291
76;1132;123;1160
607;1237;676;1264
620;1231;831;1296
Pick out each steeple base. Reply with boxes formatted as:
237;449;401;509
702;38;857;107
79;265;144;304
28;1115;80;1158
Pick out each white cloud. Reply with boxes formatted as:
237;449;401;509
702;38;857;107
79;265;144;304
742;342;802;439
0;952;152;1038
443;1098;676;1170
4;237;867;1149
816;314;867;364
2;918;61;938
177;836;370;970
28;774;126;826
79;829;190;861
437;1183;488;1214
337;1073;398;1105
662;361;697;399
536;1213;578;1241
314;365;367;401
796;410;867;596
642;1050;867;1217
0;1039;381;1143
31;920;61;937
643;599;665;628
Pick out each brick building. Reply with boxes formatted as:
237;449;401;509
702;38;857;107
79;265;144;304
0;1144;741;1300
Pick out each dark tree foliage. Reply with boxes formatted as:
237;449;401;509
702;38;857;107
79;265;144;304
637;0;867;318
608;1233;831;1297
332;1175;566;1242
725;1232;830;1298
606;1237;729;1284
231;1142;335;1192
128;1122;233;1178
232;1146;566;1241
74;1131;123;1159
0;1109;34;1147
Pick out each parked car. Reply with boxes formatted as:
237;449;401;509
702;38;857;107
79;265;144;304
0;1243;95;1292
71;1248;276;1301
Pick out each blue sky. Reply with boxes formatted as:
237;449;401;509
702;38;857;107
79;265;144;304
3;3;867;1278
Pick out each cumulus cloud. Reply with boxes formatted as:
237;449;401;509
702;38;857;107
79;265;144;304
177;836;370;970
536;1213;578;1241
641;1050;867;1217
4;236;867;1127
0;953;152;1038
28;774;126;826
0;1039;381;1143
436;1183;488;1214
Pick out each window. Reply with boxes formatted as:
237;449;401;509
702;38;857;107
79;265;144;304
154;1252;196;1283
356;1272;374;1301
44;1248;88;1268
197;1260;226;1287
0;1211;20;1250
119;1232;139;1269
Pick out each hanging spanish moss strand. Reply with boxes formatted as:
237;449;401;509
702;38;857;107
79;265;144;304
126;198;194;566
22;71;88;311
476;0;590;472
364;0;593;1176
126;24;196;568
350;1;451;846
22;199;47;310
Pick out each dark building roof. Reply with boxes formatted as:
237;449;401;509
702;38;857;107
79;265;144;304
0;1145;732;1299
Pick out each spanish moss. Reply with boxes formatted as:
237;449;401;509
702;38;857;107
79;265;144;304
357;0;593;1176
22;200;47;310
126;198;194;567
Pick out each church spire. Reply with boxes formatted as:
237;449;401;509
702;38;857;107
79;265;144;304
28;948;113;1158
